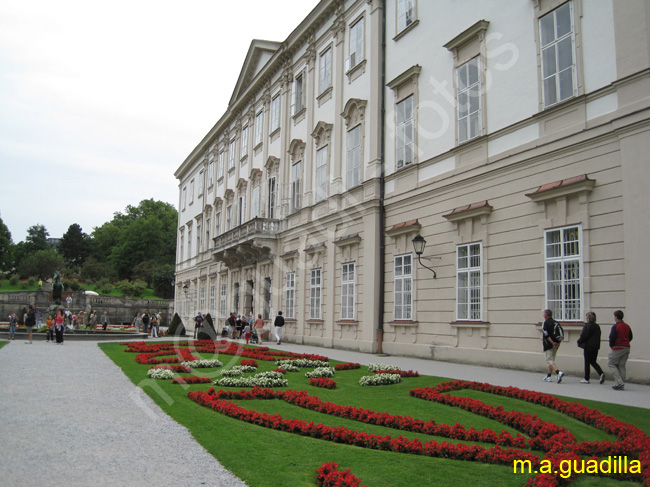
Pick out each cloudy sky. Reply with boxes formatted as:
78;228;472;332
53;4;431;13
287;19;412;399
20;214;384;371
0;0;319;243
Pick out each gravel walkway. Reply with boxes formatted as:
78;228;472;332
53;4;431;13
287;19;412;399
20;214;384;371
0;340;246;487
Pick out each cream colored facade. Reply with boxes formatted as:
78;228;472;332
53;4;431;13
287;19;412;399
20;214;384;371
175;0;650;381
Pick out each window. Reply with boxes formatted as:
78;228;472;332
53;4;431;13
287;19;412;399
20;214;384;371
218;150;225;179
226;205;232;231
208;160;214;187
234;283;240;313
545;225;582;321
396;95;414;169
198;171;204;195
238;195;246;225
209;285;216;316
285;272;295;318
540;2;576;107
251;186;260;219
214;212;221;237
457;243;482;320
263;277;271;320
292;72;305;115
394;254;412;320
241;125;248;159
397;0;415;33
190;180;195;203
254;111;263;146
315;146;328;202
268;176;277;219
196;224;201;254
187;228;192;260
349;17;364;68
319;48;332;94
182;187;187;210
229;139;236;170
205;218;210;250
200;286;205;312
291;162;302;212
310;268;322;319
270;94;280;133
347;125;361;189
341;262;355;320
179;232;184;261
220;283;227;318
457;56;481;143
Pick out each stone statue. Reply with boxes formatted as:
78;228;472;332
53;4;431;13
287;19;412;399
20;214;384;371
52;271;64;305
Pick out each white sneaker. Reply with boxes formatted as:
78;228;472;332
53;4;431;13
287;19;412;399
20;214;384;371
557;371;564;383
580;378;589;384
543;376;552;382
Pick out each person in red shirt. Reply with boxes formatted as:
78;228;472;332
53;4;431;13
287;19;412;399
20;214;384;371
608;310;633;391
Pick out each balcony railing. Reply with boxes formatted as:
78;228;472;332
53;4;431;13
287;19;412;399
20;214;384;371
212;217;281;252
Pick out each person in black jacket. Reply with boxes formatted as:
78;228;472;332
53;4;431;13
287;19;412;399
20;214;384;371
577;311;605;384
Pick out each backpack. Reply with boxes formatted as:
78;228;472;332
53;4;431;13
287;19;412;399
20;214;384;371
553;320;565;342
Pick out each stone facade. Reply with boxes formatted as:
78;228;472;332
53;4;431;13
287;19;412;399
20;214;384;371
175;0;650;381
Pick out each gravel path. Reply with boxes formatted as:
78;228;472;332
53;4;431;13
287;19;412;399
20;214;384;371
0;340;246;487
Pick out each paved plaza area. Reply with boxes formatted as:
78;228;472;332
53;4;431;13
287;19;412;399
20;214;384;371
0;337;648;486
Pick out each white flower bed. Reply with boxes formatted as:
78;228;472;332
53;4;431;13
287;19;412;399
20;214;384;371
220;368;243;377
359;373;402;386
277;364;300;372
367;363;401;373
234;365;257;373
304;367;335;379
181;359;223;368
147;368;175;380
213;371;288;388
276;359;330;368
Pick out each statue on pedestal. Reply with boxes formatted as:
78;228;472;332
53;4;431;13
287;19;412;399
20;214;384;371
52;271;64;306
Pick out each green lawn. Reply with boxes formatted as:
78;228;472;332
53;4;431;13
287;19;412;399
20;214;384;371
99;342;648;487
0;340;8;351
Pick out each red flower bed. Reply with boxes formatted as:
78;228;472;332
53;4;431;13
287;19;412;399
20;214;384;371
374;369;419;377
335;363;361;371
309;378;337;389
273;368;287;374
240;359;258;368
315;462;366;487
172;376;213;385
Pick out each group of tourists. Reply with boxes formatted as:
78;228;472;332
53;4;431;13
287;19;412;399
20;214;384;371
132;310;162;337
542;309;633;391
193;310;285;345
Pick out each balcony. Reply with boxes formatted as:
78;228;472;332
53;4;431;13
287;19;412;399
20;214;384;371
212;217;281;268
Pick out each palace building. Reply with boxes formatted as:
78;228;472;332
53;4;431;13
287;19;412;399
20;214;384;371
175;0;650;381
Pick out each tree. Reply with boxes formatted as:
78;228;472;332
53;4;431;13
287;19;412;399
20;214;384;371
59;223;91;265
152;263;175;299
24;224;49;253
80;256;117;283
0;216;13;272
18;249;65;280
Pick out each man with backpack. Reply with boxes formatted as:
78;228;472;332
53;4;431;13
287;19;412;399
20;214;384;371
542;309;565;383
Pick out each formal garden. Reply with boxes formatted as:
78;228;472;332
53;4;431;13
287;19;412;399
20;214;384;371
99;339;650;487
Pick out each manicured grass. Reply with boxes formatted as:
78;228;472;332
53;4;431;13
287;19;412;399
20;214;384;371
99;342;648;487
0;340;8;351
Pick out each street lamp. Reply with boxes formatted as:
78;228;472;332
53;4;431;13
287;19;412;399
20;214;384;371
412;234;437;279
182;284;189;297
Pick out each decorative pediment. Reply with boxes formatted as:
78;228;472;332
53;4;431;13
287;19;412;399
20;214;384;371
229;39;281;107
443;200;493;223
250;168;263;186
288;139;306;163
265;156;280;174
341;98;367;127
312;121;333;147
224;189;234;203
525;175;595;203
213;196;223;211
236;178;248;193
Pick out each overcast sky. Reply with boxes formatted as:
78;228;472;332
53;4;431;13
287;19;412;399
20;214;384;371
0;0;319;243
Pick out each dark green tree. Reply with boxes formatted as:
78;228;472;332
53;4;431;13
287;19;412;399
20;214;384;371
151;263;175;299
59;223;91;265
18;249;65;279
24;224;49;253
0;216;13;272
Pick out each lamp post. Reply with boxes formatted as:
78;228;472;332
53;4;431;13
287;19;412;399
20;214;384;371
412;234;437;279
182;284;189;297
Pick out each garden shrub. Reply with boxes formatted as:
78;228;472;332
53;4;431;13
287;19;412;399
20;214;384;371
197;313;217;340
27;277;36;286
168;313;186;336
9;275;18;285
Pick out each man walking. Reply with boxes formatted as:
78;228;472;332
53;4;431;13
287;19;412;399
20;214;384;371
102;311;109;331
541;309;564;383
608;310;633;391
274;310;285;345
194;312;204;339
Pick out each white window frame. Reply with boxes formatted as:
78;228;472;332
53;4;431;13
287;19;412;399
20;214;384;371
349;17;364;69
219;283;227;318
397;0;416;34
209;285;216;316
226;205;232;231
396;95;414;169
285;272;295;319
456;242;483;321
341;262;355;320
208;160;214;187
319;48;332;94
270;93;281;133
218;150;225;179
198;171;204;196
199;285;205;312
346;125;361;189
179;232;184;262
189;180;195;204
214;212;221;237
205;218;210;250
394;254;413;320
254;110;263;146
238;195;246;225
182;187;187;210
241;125;249;159
315;145;328;203
310;268;322;320
291;162;301;213
457;56;481;143
540;2;577;108
229;139;236;170
291;72;305;116
187;228;192;260
251;186;260;219
545;225;583;321
268;176;277;219
196;224;201;254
